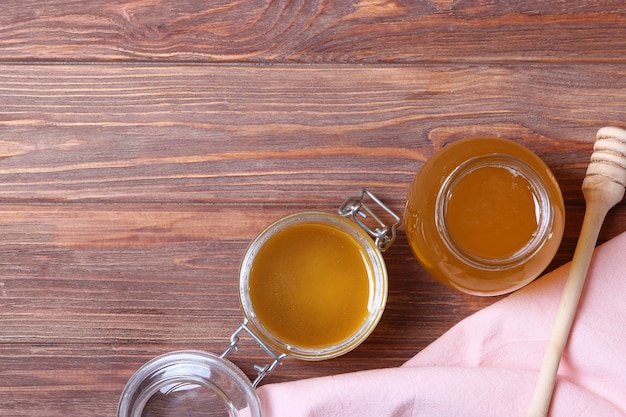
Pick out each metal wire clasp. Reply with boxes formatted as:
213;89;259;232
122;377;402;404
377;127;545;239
338;189;401;252
221;320;287;388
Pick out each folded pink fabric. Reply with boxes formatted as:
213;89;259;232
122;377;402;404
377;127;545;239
257;231;626;416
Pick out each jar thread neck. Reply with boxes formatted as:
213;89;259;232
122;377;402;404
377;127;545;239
436;153;554;270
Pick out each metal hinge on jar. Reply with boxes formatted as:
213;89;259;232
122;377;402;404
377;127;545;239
338;189;401;252
221;320;287;387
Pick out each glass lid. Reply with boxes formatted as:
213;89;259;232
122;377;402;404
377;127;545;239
117;350;261;417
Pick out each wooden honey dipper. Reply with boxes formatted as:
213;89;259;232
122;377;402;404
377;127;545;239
526;126;626;417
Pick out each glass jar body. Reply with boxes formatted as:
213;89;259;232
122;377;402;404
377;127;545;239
239;211;388;360
405;137;565;296
117;350;261;417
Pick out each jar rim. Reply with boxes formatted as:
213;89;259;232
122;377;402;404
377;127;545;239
435;153;554;271
117;350;261;417
239;211;388;360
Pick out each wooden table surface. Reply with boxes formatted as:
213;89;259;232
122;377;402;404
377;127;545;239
2;1;626;415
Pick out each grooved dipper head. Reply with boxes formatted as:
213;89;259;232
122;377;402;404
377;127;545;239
586;126;626;187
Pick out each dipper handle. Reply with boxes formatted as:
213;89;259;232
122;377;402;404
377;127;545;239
526;127;626;417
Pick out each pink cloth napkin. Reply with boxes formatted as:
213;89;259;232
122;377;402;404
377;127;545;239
257;231;626;416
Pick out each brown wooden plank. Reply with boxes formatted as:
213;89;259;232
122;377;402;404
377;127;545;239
0;1;625;63
1;63;625;206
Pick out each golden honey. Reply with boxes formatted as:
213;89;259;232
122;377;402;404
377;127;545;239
239;211;388;360
248;222;370;349
444;164;542;260
405;137;565;296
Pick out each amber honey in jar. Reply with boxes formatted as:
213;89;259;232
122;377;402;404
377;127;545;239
239;210;390;360
405;137;565;296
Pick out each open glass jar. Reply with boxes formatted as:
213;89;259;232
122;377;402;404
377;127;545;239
405;137;565;296
118;190;401;417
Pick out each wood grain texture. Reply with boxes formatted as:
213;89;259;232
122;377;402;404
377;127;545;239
1;0;626;416
1;1;626;63
1;63;622;205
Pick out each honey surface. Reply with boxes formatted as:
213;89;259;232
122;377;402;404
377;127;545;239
445;165;540;259
248;222;370;349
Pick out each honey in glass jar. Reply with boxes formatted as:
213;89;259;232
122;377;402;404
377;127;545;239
240;210;389;360
405;137;565;296
248;221;371;349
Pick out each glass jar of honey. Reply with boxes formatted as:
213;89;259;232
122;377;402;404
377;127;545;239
240;206;394;360
118;190;401;417
405;137;565;296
